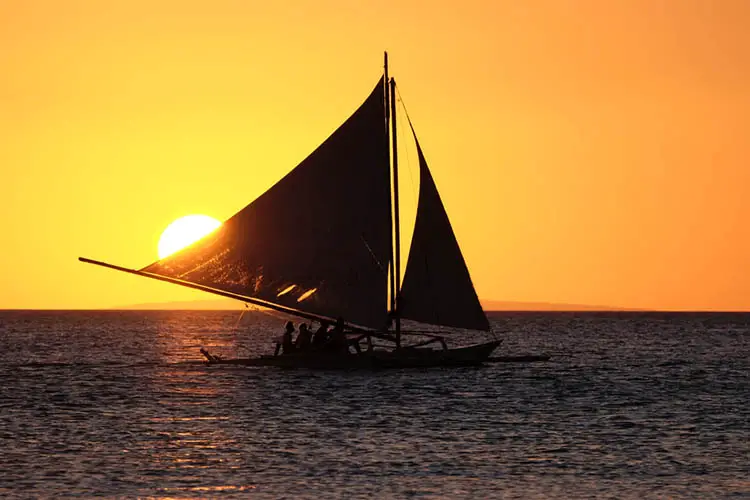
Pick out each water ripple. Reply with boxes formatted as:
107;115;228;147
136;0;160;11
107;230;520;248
0;310;748;498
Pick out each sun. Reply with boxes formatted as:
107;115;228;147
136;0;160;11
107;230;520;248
157;214;222;259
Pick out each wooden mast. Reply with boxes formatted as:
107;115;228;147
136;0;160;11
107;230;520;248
390;76;401;348
384;52;396;318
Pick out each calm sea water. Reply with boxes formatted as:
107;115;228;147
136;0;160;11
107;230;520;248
0;310;747;499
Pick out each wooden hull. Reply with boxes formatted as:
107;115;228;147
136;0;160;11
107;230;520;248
370;340;503;369
202;340;503;370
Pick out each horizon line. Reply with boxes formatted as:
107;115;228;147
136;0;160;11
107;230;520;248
3;305;750;313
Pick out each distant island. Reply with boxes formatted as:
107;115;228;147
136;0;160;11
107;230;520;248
116;298;639;312
481;300;641;312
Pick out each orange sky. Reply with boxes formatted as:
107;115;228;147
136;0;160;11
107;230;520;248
2;0;749;310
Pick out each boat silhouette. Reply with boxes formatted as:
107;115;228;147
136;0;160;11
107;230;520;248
80;53;502;369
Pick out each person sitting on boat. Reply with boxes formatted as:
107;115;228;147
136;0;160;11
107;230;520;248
295;323;313;351
326;317;349;354
275;321;296;356
311;321;330;349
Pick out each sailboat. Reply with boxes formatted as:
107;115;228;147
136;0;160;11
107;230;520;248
79;53;502;369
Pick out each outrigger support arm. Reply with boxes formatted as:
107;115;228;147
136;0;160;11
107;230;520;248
78;256;370;332
404;336;448;351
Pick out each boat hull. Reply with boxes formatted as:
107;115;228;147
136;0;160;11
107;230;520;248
371;340;502;369
202;340;503;370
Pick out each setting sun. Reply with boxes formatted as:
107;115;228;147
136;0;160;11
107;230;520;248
157;215;222;259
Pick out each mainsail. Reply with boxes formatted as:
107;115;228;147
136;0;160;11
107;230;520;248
399;129;490;331
142;78;391;329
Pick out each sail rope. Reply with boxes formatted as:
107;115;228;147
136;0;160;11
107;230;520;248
231;303;252;355
395;88;418;308
361;234;387;275
395;87;419;202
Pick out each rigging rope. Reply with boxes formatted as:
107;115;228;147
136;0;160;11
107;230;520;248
232;303;250;355
395;87;419;202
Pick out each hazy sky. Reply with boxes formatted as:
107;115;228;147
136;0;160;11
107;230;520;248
2;0;749;310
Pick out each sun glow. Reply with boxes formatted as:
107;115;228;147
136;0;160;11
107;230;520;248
157;215;222;259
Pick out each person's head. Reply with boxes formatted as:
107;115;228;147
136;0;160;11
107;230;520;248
336;317;344;327
285;321;294;332
300;323;308;332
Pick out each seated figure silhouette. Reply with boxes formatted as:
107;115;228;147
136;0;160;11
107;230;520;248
275;321;296;356
326;317;348;354
311;321;329;349
295;323;313;351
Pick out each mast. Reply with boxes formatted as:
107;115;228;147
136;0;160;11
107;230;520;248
384;52;396;318
390;77;401;348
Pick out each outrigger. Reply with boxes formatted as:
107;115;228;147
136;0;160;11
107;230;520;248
200;338;503;370
198;318;503;369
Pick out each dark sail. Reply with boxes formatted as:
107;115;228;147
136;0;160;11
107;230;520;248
399;132;490;331
142;78;391;329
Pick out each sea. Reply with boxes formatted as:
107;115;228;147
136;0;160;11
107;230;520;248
0;310;747;499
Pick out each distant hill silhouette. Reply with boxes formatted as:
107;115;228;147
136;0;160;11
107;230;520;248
117;298;638;312
481;300;640;311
